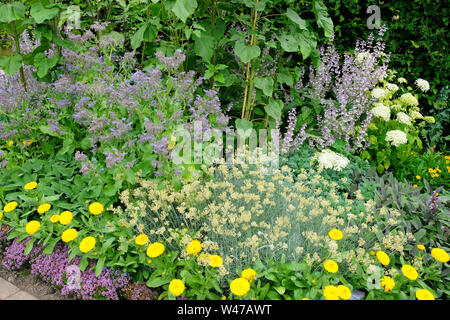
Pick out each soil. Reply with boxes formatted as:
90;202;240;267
0;255;72;300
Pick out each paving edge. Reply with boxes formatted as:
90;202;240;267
0;276;38;300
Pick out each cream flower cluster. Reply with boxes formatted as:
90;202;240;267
399;93;419;107
410;110;423;120
415;78;430;92
385;83;399;92
396;112;412;126
385;130;407;147
316;149;350;172
371;103;390;121
356;51;372;64
371;88;386;100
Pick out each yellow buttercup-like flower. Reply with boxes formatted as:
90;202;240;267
209;255;223;268
186;240;202;256
25;220;40;235
380;276;395;292
146;242;165;258
24;181;38;190
417;244;425;251
79;236;96;253
89;202;104;215
59;211;73;225
401;264;418;280
323;260;339;273
328;228;343;240
168;279;185;296
415;289;435;300
37;203;51;214
135;234;149;246
241;268;257;283
61;228;78;243
7;140;13;147
323;285;339;300
230;278;250;297
431;248;449;263
337;285;351;300
376;251;390;266
4;201;18;213
50;215;60;223
0;211;3;220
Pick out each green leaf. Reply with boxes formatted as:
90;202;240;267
24;238;35;255
171;0;198;23
30;2;60;24
131;23;146;50
235;118;253;137
298;29;317;60
95;256;106;277
265;99;283;120
193;30;215;63
254;77;274;97
234;39;260;64
312;0;334;38
0;2;26;23
277;33;298;52
0;54;22;76
286;8;307;30
34;52;58;78
43;238;58;255
147;277;170;288
79;256;88;271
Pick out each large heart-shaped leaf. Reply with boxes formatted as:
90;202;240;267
30;2;60;24
264;99;283;120
34;52;58;78
277;33;298;52
312;0;334;38
171;0;197;22
254;76;274;97
297;29;317;59
193;30;215;63
0;2;25;23
286;8;307;30
0;54;23;76
234;39;260;64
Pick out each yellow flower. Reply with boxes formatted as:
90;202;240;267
416;175;421;180
4;201;18;213
24;181;38;190
146;242;165;258
37;203;51;214
168;279;185;296
209;255;223;268
323;260;339;273
302;298;311;300
135;234;149;246
79;236;96;253
0;211;3;220
61;228;78;243
417;244;425;251
337;285;351;300
323;285;339;300
413;184;418;188
376;251;390;266
241;268;257;283
50;215;60;223
25;220;40;235
370;250;375;256
89;202;104;215
401;264;418;280
7;140;13;147
221;296;226;300
380;276;395;292
186;240;202;256
431;248;449;263
59;211;73;225
415;289;435;300
328;228;343;240
230;278;250;296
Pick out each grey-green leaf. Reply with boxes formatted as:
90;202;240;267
254;76;274;97
312;0;334;38
30;2;60;24
0;54;23;76
234;39;260;64
264;99;284;120
171;0;198;22
286;8;307;30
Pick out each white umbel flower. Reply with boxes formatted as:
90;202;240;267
415;78;430;92
371;88;386;100
385;130;407;147
399;93;419;107
396;112;412;126
410;110;424;120
397;77;407;84
371;103;391;121
316;149;350;172
385;83;399;92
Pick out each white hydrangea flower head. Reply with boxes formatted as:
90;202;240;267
385;130;407;147
385;83;399;92
423;116;435;124
371;88;386;100
410;110;424;121
390;104;403;112
396;112;412;126
415;78;430;92
316;149;350;172
399;93;419;107
371;103;391;121
356;51;372;63
397;77;407;84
